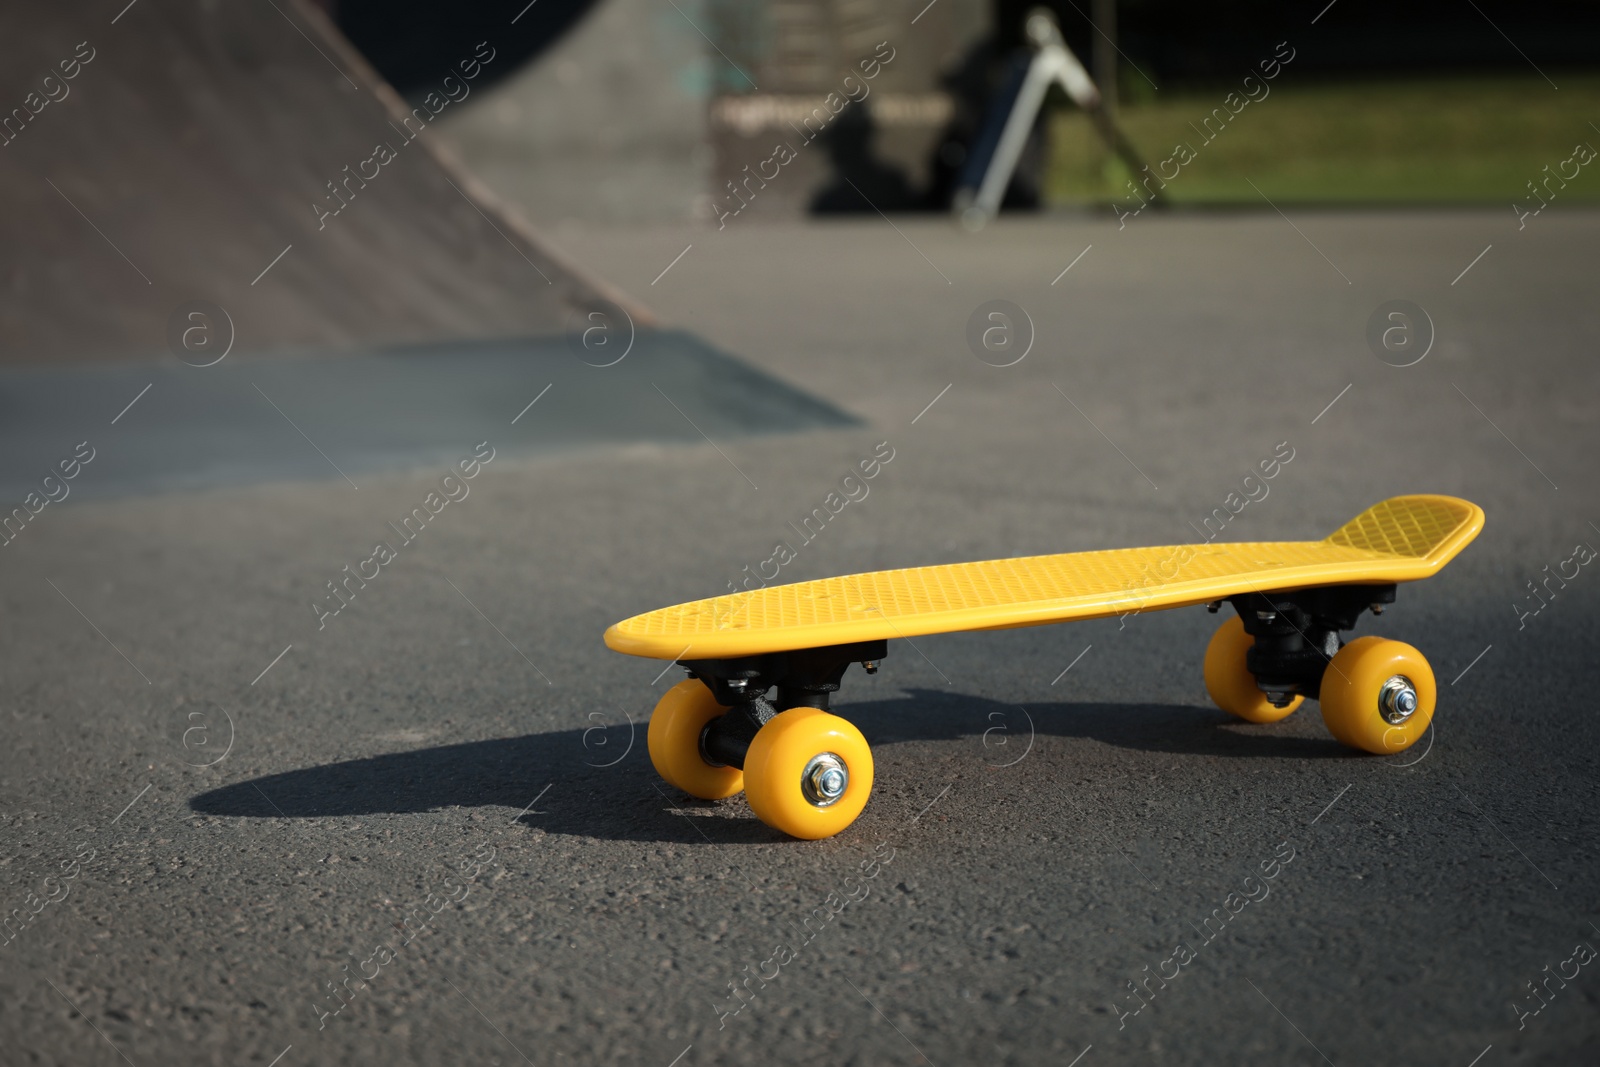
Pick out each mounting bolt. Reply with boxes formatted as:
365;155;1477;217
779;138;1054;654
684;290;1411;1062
727;678;747;690
1378;675;1418;725
801;753;849;807
1206;601;1221;613
1369;603;1385;616
861;661;879;674
1256;610;1278;623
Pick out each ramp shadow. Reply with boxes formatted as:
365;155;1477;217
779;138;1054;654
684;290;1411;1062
189;691;1352;842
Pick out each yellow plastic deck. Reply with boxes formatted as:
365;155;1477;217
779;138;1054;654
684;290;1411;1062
605;495;1484;660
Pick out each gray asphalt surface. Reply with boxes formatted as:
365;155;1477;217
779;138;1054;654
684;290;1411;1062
3;211;1598;1067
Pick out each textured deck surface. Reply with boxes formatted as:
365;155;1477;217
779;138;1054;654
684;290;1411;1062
606;495;1484;658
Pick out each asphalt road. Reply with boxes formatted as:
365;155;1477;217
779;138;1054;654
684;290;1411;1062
3;211;1597;1067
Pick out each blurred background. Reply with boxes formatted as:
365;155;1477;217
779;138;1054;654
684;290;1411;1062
334;0;1600;221
5;0;1597;367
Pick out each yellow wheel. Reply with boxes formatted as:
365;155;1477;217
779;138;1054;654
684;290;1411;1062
647;679;744;800
1318;636;1436;753
1204;615;1303;723
744;708;873;840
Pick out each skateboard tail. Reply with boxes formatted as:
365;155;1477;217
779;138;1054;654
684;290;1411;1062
1322;494;1484;572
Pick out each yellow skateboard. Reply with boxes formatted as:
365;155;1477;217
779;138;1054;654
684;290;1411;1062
606;495;1483;839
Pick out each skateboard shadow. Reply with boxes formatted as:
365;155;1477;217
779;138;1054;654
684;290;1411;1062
862;688;1351;761
188;724;796;845
189;690;1351;843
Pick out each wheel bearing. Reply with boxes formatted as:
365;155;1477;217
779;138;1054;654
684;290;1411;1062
800;752;848;807
1378;674;1419;725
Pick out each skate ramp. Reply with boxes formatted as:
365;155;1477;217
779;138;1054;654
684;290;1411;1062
0;1;858;496
0;0;639;365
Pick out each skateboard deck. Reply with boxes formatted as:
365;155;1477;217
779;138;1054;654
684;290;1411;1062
605;495;1484;660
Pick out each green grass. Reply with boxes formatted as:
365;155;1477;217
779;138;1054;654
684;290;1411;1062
1045;75;1600;205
